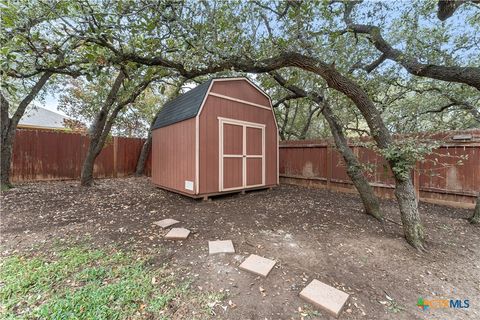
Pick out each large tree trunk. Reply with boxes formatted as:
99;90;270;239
1;72;53;189
311;64;425;249
394;177;425;247
1;96;13;189
270;71;383;221
135;109;158;176
0;122;15;189
135;131;152;176
80;144;99;187
80;115;118;186
81;71;157;185
80;71;126;186
470;193;480;224
322;104;383;221
266;54;427;248
81;103;128;186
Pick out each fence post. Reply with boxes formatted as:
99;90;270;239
113;136;118;178
413;161;420;204
326;144;332;190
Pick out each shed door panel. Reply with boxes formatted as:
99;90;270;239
223;124;243;155
245;126;264;187
223;158;243;189
246;127;263;155
246;158;263;186
221;123;244;190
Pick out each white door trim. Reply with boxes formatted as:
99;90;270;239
217;117;266;129
218;117;265;192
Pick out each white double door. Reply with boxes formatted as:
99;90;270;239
219;117;265;191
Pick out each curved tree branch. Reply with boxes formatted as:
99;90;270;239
437;0;474;21
343;1;480;90
272;93;300;108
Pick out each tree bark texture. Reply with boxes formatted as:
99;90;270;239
470;193;480;224
315;65;425;249
81;70;159;185
302;61;425;248
135;130;152;176
271;71;383;221
80;70;126;186
1;72;53;189
343;3;480;90
394;178;425;248
437;0;479;21
322;104;383;221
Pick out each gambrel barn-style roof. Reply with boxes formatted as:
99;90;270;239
152;77;273;130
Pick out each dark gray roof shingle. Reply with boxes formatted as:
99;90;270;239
152;79;213;129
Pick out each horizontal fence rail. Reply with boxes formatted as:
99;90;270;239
279;132;480;208
11;129;151;182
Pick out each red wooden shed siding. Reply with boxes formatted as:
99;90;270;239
198;80;278;195
151;78;278;198
151;118;196;195
209;79;270;106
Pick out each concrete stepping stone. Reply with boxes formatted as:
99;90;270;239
164;228;190;240
208;240;235;255
153;218;179;229
299;279;349;318
239;254;276;277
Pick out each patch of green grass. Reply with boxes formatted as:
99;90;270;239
298;304;321;318
380;297;404;314
200;291;228;316
386;299;404;313
1;183;13;192
0;245;223;319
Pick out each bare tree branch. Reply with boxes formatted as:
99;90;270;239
342;1;480;90
437;0;471;20
272;93;301;108
364;53;388;73
390;81;480;122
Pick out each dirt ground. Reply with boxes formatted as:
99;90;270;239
1;177;479;319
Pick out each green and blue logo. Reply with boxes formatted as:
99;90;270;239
417;297;470;311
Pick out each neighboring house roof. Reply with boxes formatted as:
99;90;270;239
19;106;70;129
152;79;213;130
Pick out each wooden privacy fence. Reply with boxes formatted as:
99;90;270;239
11;129;151;182
279;133;480;209
10;129;479;208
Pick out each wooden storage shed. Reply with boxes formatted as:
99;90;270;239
151;77;278;199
